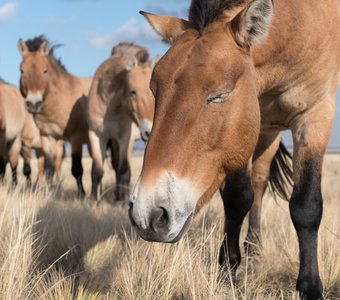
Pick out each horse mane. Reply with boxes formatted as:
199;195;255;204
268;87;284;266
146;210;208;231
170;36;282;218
24;35;67;71
189;0;246;31
111;43;149;63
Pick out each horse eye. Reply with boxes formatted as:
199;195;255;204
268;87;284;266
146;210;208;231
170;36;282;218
43;68;48;74
208;92;230;104
20;68;24;75
130;90;137;96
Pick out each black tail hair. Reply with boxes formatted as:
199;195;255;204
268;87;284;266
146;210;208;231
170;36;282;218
268;142;293;201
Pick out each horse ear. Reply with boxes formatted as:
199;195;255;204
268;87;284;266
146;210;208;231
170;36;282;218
39;41;50;56
231;0;274;48
18;39;28;57
126;56;138;71
140;11;191;44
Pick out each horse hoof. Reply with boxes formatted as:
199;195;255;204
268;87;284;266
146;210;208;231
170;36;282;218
296;276;323;300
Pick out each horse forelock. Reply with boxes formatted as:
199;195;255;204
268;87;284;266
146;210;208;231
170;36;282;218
189;0;246;31
24;35;67;71
111;43;150;63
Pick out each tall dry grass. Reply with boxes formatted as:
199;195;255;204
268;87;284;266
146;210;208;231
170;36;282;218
0;153;339;299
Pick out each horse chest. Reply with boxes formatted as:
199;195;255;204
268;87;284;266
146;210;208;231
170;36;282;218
259;90;310;132
34;115;64;139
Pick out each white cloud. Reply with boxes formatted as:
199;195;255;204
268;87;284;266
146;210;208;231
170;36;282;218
87;18;161;50
0;2;18;23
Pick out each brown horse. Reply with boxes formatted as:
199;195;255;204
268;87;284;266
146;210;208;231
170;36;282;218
0;80;26;184
18;36;92;196
129;1;340;299
87;43;155;201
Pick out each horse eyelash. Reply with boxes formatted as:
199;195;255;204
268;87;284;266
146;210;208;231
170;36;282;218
207;92;230;104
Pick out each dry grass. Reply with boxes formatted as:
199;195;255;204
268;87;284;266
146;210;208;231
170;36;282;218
0;153;339;299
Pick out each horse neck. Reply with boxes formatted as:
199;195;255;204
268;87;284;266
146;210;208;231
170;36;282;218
46;59;82;100
252;0;340;94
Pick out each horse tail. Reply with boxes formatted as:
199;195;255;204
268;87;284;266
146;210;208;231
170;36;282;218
268;142;293;201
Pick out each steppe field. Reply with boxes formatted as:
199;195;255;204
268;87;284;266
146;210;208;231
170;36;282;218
0;151;339;300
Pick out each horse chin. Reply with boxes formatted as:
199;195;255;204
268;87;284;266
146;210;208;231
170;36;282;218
167;214;193;243
30;108;41;114
27;105;42;114
130;212;193;244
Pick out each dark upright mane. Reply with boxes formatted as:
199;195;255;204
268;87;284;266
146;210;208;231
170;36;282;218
24;35;67;71
111;43;149;63
189;0;246;31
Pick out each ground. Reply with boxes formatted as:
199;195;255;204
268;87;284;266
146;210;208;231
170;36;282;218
0;152;339;299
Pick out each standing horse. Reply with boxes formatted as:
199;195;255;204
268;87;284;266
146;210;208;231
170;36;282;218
129;1;340;299
87;43;155;201
18;36;92;197
0;80;25;185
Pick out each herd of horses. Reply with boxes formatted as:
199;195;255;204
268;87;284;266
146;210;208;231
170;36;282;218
1;0;339;299
1;38;155;201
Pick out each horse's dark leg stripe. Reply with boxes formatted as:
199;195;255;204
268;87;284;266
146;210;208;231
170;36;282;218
91;161;104;200
71;152;85;198
44;154;55;181
115;158;131;201
219;168;253;279
289;157;323;300
0;156;6;181
11;166;18;186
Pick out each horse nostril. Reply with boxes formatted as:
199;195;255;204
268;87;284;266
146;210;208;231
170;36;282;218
35;101;42;109
149;207;169;233
145;131;150;138
25;101;32;109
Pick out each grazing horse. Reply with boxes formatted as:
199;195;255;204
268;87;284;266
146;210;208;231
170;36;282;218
129;0;340;299
87;43;155;201
18;36;92;197
0;80;25;184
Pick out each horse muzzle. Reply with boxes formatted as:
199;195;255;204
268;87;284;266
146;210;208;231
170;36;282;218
25;99;43;113
25;91;43;113
128;172;197;243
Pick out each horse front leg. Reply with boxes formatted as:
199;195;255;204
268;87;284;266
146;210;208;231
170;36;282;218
70;137;85;198
8;136;22;186
21;136;33;185
289;100;334;300
34;147;45;183
88;130;106;201
0;129;7;182
219;166;253;282
54;139;65;180
41;135;56;183
110;131;133;202
245;132;281;253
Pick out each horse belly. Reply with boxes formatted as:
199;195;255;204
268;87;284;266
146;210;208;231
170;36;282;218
35;117;64;140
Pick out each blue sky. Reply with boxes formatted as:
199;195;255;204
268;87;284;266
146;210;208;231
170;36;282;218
0;0;339;147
